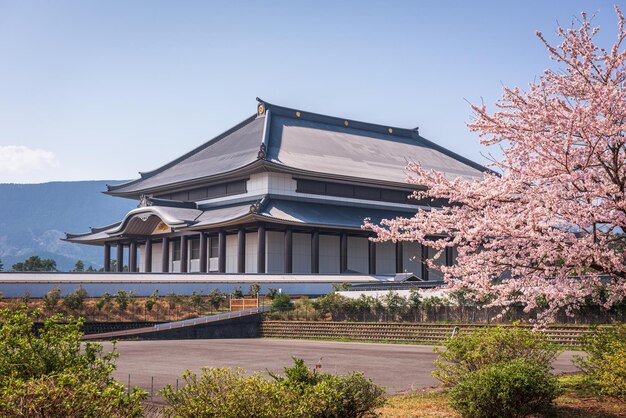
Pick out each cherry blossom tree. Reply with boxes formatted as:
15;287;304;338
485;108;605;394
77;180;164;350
365;7;626;321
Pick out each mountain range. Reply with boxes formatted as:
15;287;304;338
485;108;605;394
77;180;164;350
0;181;136;271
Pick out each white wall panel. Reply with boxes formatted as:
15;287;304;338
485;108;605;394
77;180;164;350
320;235;340;273
293;233;311;273
138;246;145;272
266;231;285;273
151;243;162;272
245;232;258;273
376;241;395;274
225;234;238;273
347;236;368;273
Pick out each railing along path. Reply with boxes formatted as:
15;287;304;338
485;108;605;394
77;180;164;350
83;306;271;340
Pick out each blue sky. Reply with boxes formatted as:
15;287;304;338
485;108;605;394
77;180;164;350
0;0;621;183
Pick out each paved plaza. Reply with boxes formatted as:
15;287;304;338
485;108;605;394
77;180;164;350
104;339;581;396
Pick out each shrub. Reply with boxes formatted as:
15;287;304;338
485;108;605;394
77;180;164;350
266;288;279;300
249;283;261;297
575;324;626;400
166;292;182;309
272;293;294;311
115;290;135;311
145;290;159;313
449;358;560;418
96;292;113;311
161;358;384;418
0;308;145;416
43;287;62;311
433;325;560;387
63;287;88;310
232;287;244;298
207;289;227;311
271;358;385;418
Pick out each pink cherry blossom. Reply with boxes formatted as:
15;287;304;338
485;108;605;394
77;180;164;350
364;7;626;323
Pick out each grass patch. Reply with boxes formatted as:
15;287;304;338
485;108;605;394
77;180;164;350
553;374;626;418
376;374;626;418
378;389;459;418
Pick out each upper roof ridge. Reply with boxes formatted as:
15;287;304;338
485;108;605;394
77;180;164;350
256;97;420;140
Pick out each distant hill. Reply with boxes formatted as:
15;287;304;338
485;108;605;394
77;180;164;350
0;181;136;271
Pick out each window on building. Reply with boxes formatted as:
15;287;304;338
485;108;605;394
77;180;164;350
326;182;354;198
156;179;248;202
296;179;413;204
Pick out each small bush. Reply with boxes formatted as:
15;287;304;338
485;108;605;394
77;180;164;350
575;324;626;400
272;293;294;311
449;358;560;418
0;308;145;416
63;287;88;310
161;368;292;418
161;358;384;418
43;287;62;311
433;325;560;387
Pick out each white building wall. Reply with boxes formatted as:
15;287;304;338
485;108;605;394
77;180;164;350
138;245;145;272
267;172;297;194
293;233;311;273
225;234;238;273
376;241;395;274
347;236;368;273
319;235;340;273
403;241;422;278
246;172;268;195
266;231;285;273
245;232;258;273
151;242;163;272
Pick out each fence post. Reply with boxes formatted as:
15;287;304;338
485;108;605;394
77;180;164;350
151;376;154;401
127;374;131;394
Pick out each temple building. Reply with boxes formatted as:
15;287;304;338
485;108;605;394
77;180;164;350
65;99;486;280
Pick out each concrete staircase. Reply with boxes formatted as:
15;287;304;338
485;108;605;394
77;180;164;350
260;321;596;346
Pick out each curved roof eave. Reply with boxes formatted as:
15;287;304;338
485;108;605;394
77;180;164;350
107;206;202;236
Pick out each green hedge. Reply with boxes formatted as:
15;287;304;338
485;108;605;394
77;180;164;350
161;358;385;418
449;358;560;418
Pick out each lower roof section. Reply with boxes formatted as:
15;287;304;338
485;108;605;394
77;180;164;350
65;195;418;244
259;198;414;229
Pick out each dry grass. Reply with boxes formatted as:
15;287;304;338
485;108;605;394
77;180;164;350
377;388;459;418
0;296;235;322
376;374;626;418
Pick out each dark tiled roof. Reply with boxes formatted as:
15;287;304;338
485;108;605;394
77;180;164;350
258;198;416;229
105;99;488;197
107;115;263;195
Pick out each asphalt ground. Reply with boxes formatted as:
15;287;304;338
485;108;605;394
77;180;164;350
103;339;581;396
